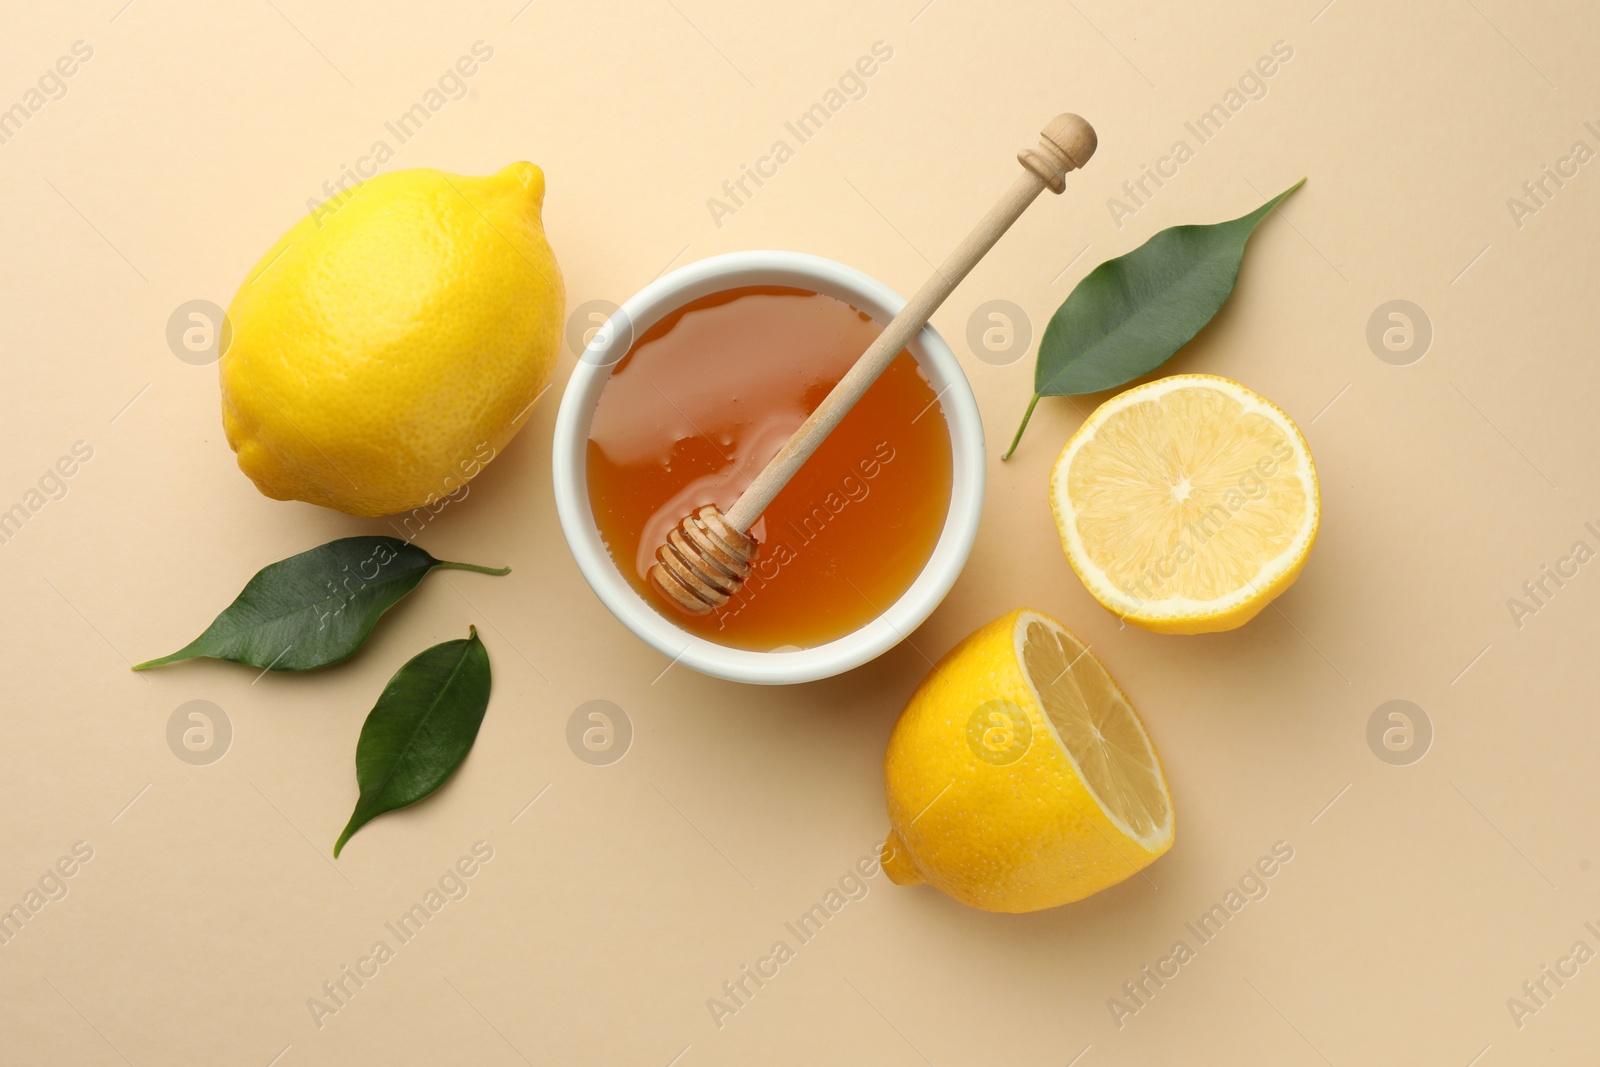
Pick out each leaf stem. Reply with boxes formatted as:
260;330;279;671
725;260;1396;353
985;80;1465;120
1002;394;1041;461
434;560;511;576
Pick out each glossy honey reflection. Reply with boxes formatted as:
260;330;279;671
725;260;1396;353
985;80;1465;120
586;287;953;651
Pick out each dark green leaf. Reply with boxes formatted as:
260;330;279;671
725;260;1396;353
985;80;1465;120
334;627;492;857
133;537;509;672
1004;179;1304;458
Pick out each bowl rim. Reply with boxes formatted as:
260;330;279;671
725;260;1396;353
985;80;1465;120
550;250;985;685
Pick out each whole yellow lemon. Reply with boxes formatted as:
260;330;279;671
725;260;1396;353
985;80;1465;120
220;163;564;517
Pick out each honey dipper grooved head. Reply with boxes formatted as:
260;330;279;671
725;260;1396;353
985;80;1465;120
1020;114;1097;193
647;505;760;616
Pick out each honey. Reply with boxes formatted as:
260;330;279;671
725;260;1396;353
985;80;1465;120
586;286;953;651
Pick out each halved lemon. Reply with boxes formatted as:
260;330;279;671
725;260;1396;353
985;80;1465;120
882;608;1173;913
1050;374;1319;634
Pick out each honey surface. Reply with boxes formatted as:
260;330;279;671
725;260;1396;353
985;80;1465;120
586;286;953;651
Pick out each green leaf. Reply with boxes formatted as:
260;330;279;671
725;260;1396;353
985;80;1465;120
1004;178;1305;458
334;627;492;857
133;537;509;672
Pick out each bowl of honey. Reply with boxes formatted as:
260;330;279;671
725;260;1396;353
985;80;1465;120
551;251;984;684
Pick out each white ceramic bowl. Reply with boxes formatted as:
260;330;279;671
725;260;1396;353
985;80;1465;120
551;251;984;685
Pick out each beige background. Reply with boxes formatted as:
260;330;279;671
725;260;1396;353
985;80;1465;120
2;0;1597;1063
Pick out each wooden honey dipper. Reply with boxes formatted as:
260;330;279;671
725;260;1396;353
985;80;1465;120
648;113;1098;615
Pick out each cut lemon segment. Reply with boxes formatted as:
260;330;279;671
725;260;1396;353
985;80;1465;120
1021;614;1170;847
881;608;1173;913
1050;374;1319;634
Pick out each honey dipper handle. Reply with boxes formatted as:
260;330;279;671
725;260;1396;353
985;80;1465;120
724;114;1097;533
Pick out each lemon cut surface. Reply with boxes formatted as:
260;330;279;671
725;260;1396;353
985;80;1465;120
882;609;1173;913
1050;374;1319;634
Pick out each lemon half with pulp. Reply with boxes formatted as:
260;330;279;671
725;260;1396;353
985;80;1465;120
882;608;1173;913
1050;374;1319;634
